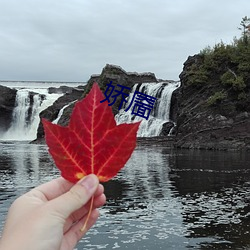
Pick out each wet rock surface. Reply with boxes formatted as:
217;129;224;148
44;64;159;129
86;64;158;116
36;87;85;139
173;55;250;151
0;85;17;132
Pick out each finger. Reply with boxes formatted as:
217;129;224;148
62;209;100;249
47;174;99;219
84;191;106;212
95;184;104;197
63;185;105;232
34;179;104;202
63;193;106;233
32;177;74;201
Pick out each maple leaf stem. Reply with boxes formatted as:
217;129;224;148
80;196;94;232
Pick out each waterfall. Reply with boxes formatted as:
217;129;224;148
0;81;178;140
115;81;180;137
1;89;62;141
53;100;78;124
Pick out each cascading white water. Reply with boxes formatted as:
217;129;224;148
1;89;62;141
115;81;180;137
52;100;78;124
8;90;31;136
0;81;178;140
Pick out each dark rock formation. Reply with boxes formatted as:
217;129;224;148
57;64;158;128
0;85;17;133
35;64;160;141
48;85;85;94
174;55;250;151
0;86;47;135
169;87;181;122
88;65;157;86
86;64;158;115
159;122;175;136
26;92;46;125
32;53;250;151
36;87;85;139
136;136;175;148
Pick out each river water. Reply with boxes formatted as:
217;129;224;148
0;142;250;249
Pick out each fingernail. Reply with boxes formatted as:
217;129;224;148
78;174;98;191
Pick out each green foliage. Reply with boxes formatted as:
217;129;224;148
207;91;228;106
238;91;247;100
233;76;246;91
221;71;246;91
238;61;250;72
200;46;213;55
184;17;250;112
238;61;250;82
220;71;235;86
238;16;250;43
203;53;218;71
213;42;233;63
186;64;208;86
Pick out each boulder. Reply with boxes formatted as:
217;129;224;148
0;85;17;132
175;55;250;150
48;86;73;94
86;64;158;116
48;85;85;94
159;122;175;136
55;64;159;129
34;64;176;141
36;87;85;139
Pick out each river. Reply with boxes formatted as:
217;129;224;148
0;142;250;249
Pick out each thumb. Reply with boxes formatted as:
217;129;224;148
47;174;99;219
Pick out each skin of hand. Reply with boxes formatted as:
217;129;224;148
0;174;106;250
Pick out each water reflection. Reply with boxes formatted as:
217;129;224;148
0;142;58;231
170;150;250;249
83;146;188;249
0;143;250;249
0;143;57;190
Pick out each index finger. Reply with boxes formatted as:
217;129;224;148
34;177;74;201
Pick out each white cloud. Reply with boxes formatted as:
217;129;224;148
0;0;249;81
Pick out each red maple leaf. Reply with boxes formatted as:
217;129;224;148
42;82;140;183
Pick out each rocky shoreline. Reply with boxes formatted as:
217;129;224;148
1;60;250;151
172;55;250;151
0;85;17;133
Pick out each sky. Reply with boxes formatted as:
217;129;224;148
0;0;249;82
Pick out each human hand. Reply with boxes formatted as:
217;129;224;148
0;174;106;250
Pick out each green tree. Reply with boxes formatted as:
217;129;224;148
186;16;250;112
238;16;250;44
206;91;228;106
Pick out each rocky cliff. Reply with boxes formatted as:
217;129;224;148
85;64;158;116
40;64;185;142
0;85;17;133
58;65;157;119
174;54;250;151
36;64;159;139
3;53;249;151
36;87;85;139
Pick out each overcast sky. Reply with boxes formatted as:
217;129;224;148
0;0;249;82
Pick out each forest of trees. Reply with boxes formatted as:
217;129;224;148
184;16;250;111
